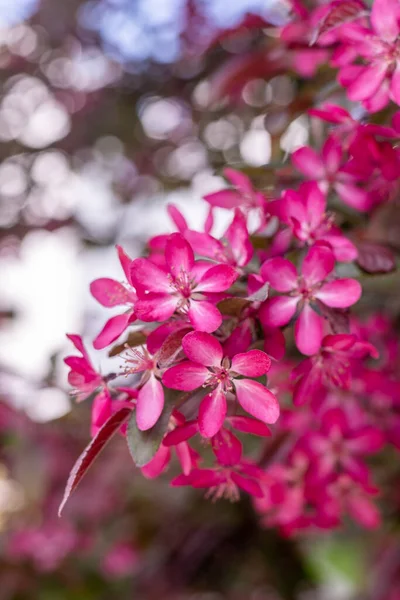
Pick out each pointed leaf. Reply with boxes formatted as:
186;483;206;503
126;399;173;467
356;241;396;274
58;407;132;516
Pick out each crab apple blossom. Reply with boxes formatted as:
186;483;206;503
203;167;270;232
291;333;378;406
162;331;279;437
272;181;358;261
259;245;362;355
130;233;238;332
292;136;372;211
64;334;104;402
334;0;400;111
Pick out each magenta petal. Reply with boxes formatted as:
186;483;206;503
227;415;271;437
302;244;335;285
93;312;132;349
116;245;133;285
203;189;243;208
198;388;227;438
135;294;178;322
322;234;358;262
316;279;362;308
175;442;193;476
162;361;209;391
66;334;90;361
302;181;326;227
291;146;325;179
294;304;323;356
141;444;171;479
90;278;131;307
165;233;194;276
167;204;188;233
230;472;263;498
231;350;271;377
136;375;164;431
182;331;223;367
371;0;400;42
130;258;170;294
224;167;253;194
390;61;400;105
260;258;298;292
258;296;299;328
234;379;280;424
196;264;238;293
188;300;222;333
335;182;372;211
347;64;388;102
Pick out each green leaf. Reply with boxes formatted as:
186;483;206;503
126;400;173;467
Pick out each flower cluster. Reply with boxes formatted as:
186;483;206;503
62;0;400;536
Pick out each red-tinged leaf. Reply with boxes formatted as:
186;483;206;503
312;299;350;334
356;242;396;274
310;0;367;45
58;407;132;516
156;327;192;368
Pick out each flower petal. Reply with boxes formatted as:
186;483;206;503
371;0;400;42
234;379;280;424
182;331;223;367
258;296;299;328
260;258;298;292
188;300;222;332
90;278;131;307
198;389;227;438
116;245;133;285
291;146;325;179
135;294;178;322
231;349;271;377
294;304;323;355
93;312;133;350
130;258;170;294
347;63;388;102
136;375;164;431
316;279;362;308
165;233;194;276
196;264;238;293
162;361;209;391
302;244;335;285
203;189;243;208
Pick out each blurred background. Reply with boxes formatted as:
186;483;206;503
0;1;398;599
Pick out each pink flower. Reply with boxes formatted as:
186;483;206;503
259;245;362;355
273;181;358;261
304;407;384;484
162;331;279;437
185;209;253;270
172;428;265;499
64;334;103;401
101;543;139;578
203;168;269;232
130;233;238;333
292;333;378;405
292;137;372;211
335;0;400;111
90;245;137;349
